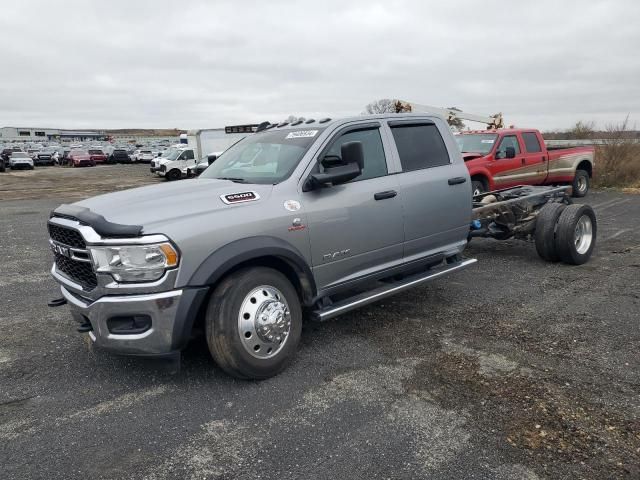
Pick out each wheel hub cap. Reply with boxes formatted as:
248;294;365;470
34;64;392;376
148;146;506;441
574;215;593;254
238;286;291;359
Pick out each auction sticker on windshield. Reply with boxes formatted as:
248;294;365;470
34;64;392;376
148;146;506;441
285;130;318;139
481;139;495;143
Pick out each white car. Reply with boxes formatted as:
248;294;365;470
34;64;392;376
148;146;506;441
9;152;35;170
138;150;155;163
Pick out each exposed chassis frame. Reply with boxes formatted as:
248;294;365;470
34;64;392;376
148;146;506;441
470;185;572;240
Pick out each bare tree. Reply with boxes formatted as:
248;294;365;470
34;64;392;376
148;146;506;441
446;107;466;131
363;99;398;114
285;115;299;123
567;120;595;139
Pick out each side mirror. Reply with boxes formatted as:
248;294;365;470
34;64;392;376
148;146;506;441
304;141;363;191
505;146;516;159
207;155;217;165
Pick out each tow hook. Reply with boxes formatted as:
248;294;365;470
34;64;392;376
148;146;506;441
47;297;67;307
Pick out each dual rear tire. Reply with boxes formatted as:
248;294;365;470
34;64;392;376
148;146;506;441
535;203;596;265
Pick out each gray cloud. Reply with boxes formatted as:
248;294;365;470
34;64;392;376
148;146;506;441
0;0;638;130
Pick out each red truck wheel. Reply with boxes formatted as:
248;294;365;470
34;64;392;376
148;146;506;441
572;170;589;197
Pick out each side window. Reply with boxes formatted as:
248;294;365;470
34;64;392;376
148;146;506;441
522;132;542;153
495;135;521;159
322;128;387;181
390;124;450;172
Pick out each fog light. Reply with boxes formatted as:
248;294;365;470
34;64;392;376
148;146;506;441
107;315;152;335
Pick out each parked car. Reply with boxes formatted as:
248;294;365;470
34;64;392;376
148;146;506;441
68;149;95;167
88;149;108;164
455;129;595;197
109;149;131;163
192;152;221;176
2;146;22;162
9;151;35;170
137;150;155;163
60;149;73;166
35;148;56;166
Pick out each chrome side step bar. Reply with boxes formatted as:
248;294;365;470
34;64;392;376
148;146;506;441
311;258;477;322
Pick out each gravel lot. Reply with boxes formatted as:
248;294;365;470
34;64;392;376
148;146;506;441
1;165;638;479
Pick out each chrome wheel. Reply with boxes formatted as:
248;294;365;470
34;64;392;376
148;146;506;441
574;215;593;254
237;285;291;359
577;175;587;193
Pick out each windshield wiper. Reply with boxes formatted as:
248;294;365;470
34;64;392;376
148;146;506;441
216;176;249;183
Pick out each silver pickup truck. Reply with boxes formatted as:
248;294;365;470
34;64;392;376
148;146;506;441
47;113;597;379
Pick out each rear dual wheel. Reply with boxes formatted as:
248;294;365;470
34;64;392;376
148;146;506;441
535;203;596;265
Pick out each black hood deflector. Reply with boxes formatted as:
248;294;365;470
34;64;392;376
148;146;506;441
50;204;143;238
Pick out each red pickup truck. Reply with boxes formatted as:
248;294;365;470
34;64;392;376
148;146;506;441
455;129;595;197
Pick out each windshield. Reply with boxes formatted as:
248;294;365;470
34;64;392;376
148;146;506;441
161;149;182;161
200;128;323;184
455;134;498;154
71;149;88;155
12;152;29;158
88;149;103;154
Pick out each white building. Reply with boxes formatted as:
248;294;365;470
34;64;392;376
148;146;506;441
0;127;106;142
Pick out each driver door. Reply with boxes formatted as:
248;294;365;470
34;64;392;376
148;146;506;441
302;123;404;292
489;134;524;188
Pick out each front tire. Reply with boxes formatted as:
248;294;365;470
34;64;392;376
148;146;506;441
205;267;302;379
471;179;487;197
166;169;181;181
572;169;589;197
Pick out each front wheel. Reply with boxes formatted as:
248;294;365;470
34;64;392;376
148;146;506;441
205;267;302;379
572;169;589;197
471;179;487;197
166;169;181;181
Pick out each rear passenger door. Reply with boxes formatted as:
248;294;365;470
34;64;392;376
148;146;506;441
521;131;548;184
387;119;471;262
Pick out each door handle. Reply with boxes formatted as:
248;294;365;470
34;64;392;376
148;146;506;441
374;190;397;200
447;177;467;185
521;158;526;165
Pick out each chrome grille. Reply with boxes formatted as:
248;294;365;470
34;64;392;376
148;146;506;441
48;222;97;290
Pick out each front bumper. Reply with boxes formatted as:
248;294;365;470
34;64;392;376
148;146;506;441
62;286;184;355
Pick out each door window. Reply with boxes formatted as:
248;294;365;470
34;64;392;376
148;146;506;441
322;128;387;181
390;124;450;171
495;135;521;159
180;150;195;160
522;132;542;153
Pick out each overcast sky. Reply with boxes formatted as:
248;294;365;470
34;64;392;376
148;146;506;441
1;0;638;131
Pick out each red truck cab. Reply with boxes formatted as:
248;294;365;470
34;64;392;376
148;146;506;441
455;129;594;197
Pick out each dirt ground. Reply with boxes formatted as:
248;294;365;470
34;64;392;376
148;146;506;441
0;165;638;479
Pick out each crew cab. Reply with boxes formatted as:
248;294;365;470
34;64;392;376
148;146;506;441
68;149;95;167
88;148;108;164
46;114;597;379
456;129;595;197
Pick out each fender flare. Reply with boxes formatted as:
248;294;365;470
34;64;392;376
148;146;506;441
186;236;317;304
467;168;493;190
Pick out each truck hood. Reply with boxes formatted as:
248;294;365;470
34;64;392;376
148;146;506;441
74;179;274;233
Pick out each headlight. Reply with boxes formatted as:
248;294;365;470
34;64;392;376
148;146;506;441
89;243;179;282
